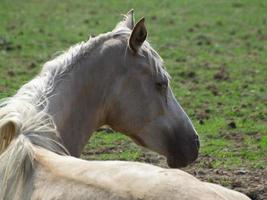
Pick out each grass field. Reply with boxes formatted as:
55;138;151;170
0;0;266;198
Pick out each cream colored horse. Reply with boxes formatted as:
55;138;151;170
0;10;250;199
1;133;250;200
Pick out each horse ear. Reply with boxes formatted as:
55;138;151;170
129;18;147;53
0;121;17;154
115;9;135;30
124;9;135;30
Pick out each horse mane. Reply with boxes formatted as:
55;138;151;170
0;97;69;200
41;27;170;95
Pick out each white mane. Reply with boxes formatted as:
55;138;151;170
41;32;113;82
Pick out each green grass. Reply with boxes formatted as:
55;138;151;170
0;0;266;170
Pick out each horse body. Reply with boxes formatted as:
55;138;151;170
32;147;249;200
0;131;250;200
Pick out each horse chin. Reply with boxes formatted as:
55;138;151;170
167;156;189;168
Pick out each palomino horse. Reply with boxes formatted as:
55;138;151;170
0;10;250;200
1;11;199;169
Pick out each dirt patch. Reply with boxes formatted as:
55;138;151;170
206;84;220;96
0;37;21;51
83;140;130;157
196;107;211;122
27;62;37;70
221;132;245;144
214;64;230;81
195;34;212;46
7;69;16;77
227;121;237;129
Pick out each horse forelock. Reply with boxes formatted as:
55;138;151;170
142;41;171;81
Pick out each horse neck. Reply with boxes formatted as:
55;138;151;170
45;50;118;157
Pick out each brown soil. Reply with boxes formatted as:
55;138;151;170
214;64;230;81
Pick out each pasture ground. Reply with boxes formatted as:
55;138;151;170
0;1;266;199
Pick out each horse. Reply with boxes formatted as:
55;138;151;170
0;11;199;169
0;10;250;200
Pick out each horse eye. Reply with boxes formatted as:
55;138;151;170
156;81;168;91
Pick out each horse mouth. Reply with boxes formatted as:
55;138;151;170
167;156;189;168
166;149;199;168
